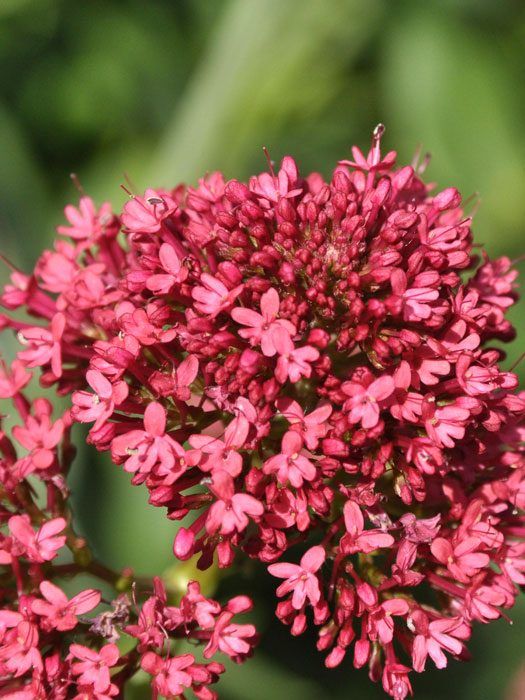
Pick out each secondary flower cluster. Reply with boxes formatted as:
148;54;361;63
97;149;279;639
0;399;256;700
1;125;524;697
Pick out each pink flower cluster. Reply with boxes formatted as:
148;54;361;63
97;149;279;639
1;125;525;697
0;405;255;699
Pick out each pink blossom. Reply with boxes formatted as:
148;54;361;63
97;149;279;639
12;399;64;471
57;197;115;241
205;470;264;536
430;537;490;583
141;652;195;697
192;273;243;317
18;312;65;377
9;515;66;563
276;397;332;449
424;401;471;448
268;545;325;610
121;189;177;233
343;376;395;429
146;243;188;295
272;326;319;384
203;611;258;661
0;359;31;398
231;287;295;356
72;370;129;431
111;402;186;480
410;612;465;671
69;643;120;694
341;500;394;554
391;269;439;321
263;431;316;488
367;598;409;645
32;581;100;631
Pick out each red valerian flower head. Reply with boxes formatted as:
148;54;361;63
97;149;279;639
1;127;525;698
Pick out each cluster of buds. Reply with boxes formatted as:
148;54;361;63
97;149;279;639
1;125;524;698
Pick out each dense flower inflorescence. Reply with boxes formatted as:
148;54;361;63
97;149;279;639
1;126;524;697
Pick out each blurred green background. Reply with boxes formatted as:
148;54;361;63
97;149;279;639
1;0;524;697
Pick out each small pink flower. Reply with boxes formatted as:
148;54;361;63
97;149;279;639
343;376;395;429
410;611;465;671
430;536;489;583
341;500;394;554
231;287;295;356
263;431;316;488
141;652;195;697
72;370;129;431
367;598;409;645
192;273;244;317
57;197;115;241
18;313;66;377
391;269;439;321
203;610;257;661
276;397;332;449
121;189;177;233
205;470;264;536
9;515;66;563
0;620;42;677
111;402;186;480
424;402;471;448
0;359;31;399
32;581;100;631
272;326;319;384
69;643;120;694
146;243;188;295
189;414;248;477
12;398;64;471
268;545;325;610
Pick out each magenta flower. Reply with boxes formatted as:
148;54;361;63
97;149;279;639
343;375;395;429
32;581;100;631
367;598;409;645
141;652;195;697
57;196;115;241
121;189;177;233
341;500;394;554
263;431;316;487
268;545;325;610
72;370;128;431
1;130;525;698
69;643;120;694
272;326;319;384
192;273;243;317
18;312;65;377
12;398;64;471
205;470;264;535
431;536;490;583
9;515;66;563
111;401;186;480
146;242;188;295
231;287;295;356
410;612;465;672
204;610;258;661
276;397;332;449
0;358;31;398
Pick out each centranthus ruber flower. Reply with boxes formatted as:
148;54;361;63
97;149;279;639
263;431;316;487
32;581;101;632
1;126;525;698
268;545;325;610
231;287;296;356
205;470;264;536
8;515;66;563
342;375;395;429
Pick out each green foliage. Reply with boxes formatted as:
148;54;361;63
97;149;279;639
1;1;524;696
